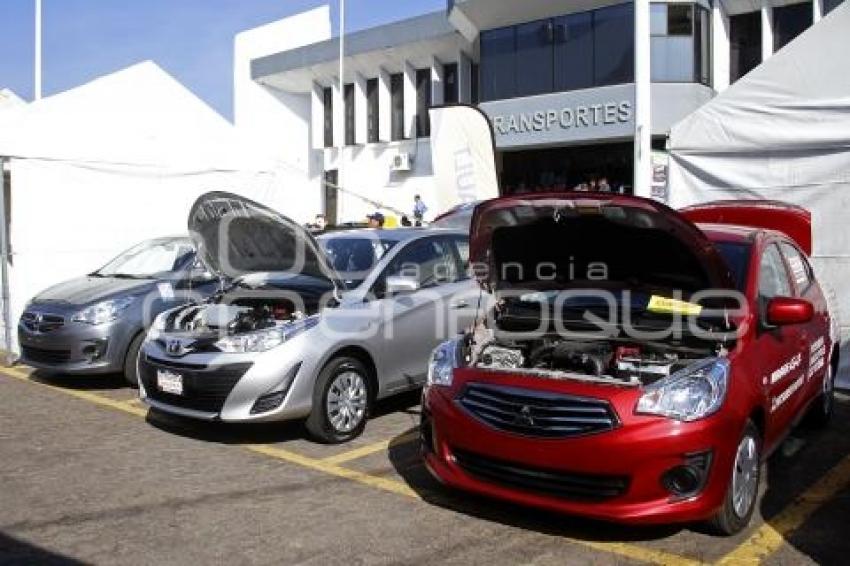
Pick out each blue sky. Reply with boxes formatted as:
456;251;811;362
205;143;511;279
0;0;445;120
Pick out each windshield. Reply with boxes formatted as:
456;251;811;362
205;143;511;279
319;237;397;288
713;241;751;291
96;239;194;279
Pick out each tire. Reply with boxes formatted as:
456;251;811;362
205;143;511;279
708;420;761;536
305;356;371;444
808;361;836;428
123;332;145;387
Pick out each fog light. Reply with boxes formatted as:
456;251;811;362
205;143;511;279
250;391;286;415
82;339;108;362
662;451;712;499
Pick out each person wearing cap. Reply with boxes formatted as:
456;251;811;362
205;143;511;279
367;212;385;229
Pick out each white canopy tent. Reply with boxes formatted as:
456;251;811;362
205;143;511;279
667;2;850;385
0;62;311;353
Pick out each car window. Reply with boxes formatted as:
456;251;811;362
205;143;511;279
320;237;397;288
758;244;792;299
451;236;470;280
779;242;812;292
375;237;459;295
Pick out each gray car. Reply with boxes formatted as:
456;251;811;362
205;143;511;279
138;192;478;443
18;237;218;385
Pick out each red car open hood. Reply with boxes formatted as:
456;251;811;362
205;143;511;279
469;193;737;294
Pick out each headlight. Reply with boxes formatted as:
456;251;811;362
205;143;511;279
214;317;318;353
72;297;135;325
636;358;729;422
146;311;169;341
427;339;462;387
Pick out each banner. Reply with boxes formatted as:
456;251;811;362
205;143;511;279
428;105;500;213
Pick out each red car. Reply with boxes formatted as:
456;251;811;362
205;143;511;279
422;194;837;535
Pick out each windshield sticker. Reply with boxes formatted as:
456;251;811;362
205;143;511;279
771;374;805;413
770;352;803;385
646;295;702;316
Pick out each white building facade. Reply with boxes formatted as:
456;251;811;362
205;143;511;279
236;0;845;224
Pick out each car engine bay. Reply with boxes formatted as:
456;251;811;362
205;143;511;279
163;297;308;338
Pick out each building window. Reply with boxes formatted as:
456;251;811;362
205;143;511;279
649;3;709;85
322;86;333;148
515;18;554;97
443;63;458;104
554;11;594;92
729;11;761;84
592;2;634;87
479;2;635;102
773;1;813;52
480;26;516;101
415;68;432;138
390;73;404;141
344;83;355;146
471;62;480;103
366;78;379;143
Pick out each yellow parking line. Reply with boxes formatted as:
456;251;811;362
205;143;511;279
322;430;419;465
717;452;850;565
246;443;418;498
0;367;705;566
1;367;148;418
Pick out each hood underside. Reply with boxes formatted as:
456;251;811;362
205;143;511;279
469;194;737;294
188;192;340;286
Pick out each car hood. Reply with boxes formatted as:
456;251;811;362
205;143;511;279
469;193;737;295
188;192;341;288
29;276;154;307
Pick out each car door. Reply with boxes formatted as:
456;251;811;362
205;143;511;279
371;235;465;392
779;241;830;407
443;234;483;336
755;242;807;447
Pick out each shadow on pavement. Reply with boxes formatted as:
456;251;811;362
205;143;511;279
144;387;423;446
0;532;85;565
26;369;127;391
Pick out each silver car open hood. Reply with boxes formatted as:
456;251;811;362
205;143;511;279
188;192;341;288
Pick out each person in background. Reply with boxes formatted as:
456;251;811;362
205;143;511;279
413;195;428;226
315;214;327;230
597;177;612;193
367;212;385;229
400;215;412;227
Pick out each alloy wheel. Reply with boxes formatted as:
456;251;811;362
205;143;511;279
326;370;368;433
731;434;759;519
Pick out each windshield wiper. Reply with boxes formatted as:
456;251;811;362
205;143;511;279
110;273;148;280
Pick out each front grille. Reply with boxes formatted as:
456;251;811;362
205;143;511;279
453;448;629;501
21;346;72;365
139;355;252;413
458;383;618;438
21;312;65;333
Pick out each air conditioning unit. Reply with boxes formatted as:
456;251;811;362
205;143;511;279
390;152;414;172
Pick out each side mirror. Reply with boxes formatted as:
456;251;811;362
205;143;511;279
385;275;420;295
765;296;814;326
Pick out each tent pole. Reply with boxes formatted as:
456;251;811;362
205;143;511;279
0;158;12;361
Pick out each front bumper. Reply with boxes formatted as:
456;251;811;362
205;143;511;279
137;332;316;423
17;319;129;375
422;380;743;525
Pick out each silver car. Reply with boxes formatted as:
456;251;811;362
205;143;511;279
18;237;217;385
139;192;477;443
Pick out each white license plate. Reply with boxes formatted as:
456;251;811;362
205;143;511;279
156;369;184;395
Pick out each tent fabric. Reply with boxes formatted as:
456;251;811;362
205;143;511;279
0;62;313;352
667;2;850;386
